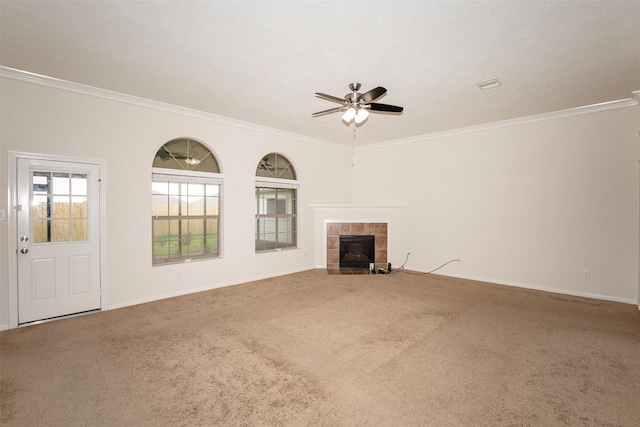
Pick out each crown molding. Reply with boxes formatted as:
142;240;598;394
357;94;640;152
2;66;637;154
0;66;350;152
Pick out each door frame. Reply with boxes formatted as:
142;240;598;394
8;151;107;329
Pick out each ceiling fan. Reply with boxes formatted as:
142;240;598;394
312;83;403;125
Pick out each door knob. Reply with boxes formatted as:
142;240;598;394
20;248;29;254
20;236;29;242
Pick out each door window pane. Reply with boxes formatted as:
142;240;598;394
32;195;49;219
33;220;49;243
31;171;88;243
33;173;50;194
71;174;87;195
72;219;87;241
53;195;69;218
72;196;87;218
52;220;70;242
52;173;69;194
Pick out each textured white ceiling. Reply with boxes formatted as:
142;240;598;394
1;1;639;146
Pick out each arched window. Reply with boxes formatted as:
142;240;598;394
255;153;298;252
152;138;219;173
152;138;222;265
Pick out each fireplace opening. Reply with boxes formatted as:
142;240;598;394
340;235;375;269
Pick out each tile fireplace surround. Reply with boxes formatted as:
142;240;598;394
326;222;388;270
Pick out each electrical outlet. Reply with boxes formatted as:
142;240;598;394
583;270;591;279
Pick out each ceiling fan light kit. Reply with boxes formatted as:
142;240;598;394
313;82;403;126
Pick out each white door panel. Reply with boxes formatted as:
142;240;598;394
17;158;101;324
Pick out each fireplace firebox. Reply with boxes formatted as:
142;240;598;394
340;235;375;269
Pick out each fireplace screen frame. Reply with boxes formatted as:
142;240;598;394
339;235;375;269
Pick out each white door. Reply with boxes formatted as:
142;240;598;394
17;158;101;324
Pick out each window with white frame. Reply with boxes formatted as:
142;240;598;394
152;138;222;265
255;153;298;252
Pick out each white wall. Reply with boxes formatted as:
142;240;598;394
2;75;638;330
353;106;640;303
0;77;354;327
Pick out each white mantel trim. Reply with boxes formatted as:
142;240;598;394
311;204;405;211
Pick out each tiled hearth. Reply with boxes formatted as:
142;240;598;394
326;222;388;272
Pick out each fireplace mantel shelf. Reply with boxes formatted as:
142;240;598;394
310;204;404;211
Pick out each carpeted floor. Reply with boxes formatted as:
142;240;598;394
1;269;639;426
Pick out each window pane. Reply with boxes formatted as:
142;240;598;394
168;195;179;216
33;220;50;243
52;196;70;218
168;219;180;256
255;184;297;252
188;183;204;197
153;219;170;261
256;154;277;178
33;173;50;194
52;173;69;194
275;155;295;180
278;217;293;246
71;174;87;195
255;153;296;180
263;217;276;236
152;194;168;216
72;196;87;218
153;139;219;173
52;220;69;242
152;181;169;195
180;219;200;256
33;195;49;219
188;196;204;216
184;218;204;257
206;184;219;197
72;219;87;241
168;182;180;196
206;196;219;215
151;171;222;265
205;218;218;256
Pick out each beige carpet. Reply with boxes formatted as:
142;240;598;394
1;270;639;426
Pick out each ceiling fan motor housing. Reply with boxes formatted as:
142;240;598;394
312;82;403;119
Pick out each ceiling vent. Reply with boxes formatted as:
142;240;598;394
476;78;501;90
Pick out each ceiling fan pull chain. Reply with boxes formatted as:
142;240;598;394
352;126;357;167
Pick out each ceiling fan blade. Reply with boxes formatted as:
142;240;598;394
368;103;403;113
315;92;346;104
359;86;387;103
312;106;343;117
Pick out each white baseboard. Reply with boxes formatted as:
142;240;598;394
416;269;638;306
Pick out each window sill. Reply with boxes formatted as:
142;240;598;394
152;256;224;271
255;247;299;256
